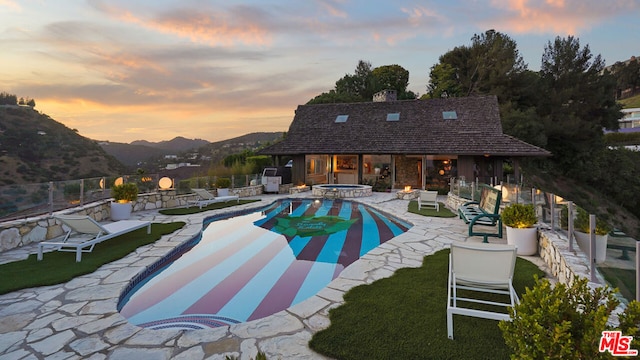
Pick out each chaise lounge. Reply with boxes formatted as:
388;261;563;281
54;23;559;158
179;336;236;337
37;215;151;262
187;188;239;209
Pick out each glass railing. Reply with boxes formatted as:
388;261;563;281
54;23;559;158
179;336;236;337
0;173;262;222
450;177;638;303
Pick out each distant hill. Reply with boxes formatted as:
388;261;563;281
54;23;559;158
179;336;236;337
101;132;283;171
198;132;284;165
0;106;127;185
99;141;170;168
620;94;640;108
130;136;210;152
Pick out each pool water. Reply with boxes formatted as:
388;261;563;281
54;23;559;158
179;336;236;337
118;199;412;330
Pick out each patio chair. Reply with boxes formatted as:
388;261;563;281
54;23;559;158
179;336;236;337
187;188;239;209
446;241;519;340
37;215;151;262
418;190;439;211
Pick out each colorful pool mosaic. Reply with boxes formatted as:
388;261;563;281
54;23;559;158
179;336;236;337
118;199;412;330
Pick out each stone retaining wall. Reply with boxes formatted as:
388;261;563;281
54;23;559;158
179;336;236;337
0;186;264;252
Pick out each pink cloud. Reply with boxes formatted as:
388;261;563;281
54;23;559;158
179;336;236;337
94;3;273;46
316;0;348;18
0;0;20;12
486;0;638;35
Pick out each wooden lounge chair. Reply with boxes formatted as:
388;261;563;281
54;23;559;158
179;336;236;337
37;215;151;262
446;241;519;340
187;188;239;209
418;190;439;211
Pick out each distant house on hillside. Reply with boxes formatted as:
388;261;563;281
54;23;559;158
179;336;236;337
259;91;550;189
618;108;640;132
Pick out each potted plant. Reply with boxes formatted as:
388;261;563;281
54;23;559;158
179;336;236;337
110;182;138;220
573;206;611;263
502;203;538;255
215;177;231;197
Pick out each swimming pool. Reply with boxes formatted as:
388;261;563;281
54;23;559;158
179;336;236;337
117;198;412;330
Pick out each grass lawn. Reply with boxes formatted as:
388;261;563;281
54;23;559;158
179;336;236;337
620;94;640;108
159;199;261;215
0;221;185;295
309;249;544;360
598;266;636;302
407;200;457;218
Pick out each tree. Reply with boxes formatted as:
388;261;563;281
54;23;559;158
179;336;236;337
426;30;527;104
537;36;621;176
371;64;412;99
426;45;472;98
0;92;18;105
608;57;640;98
335;60;374;99
426;30;541;145
425;62;462;98
307;60;416;104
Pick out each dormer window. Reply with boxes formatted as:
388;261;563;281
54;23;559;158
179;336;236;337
335;115;349;123
442;111;457;120
386;113;400;121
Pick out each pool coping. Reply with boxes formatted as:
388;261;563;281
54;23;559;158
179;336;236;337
0;192;521;359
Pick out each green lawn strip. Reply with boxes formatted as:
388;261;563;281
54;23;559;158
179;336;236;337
598;266;636;302
159;199;261;215
407;200;457;218
309;249;544;360
0;221;185;295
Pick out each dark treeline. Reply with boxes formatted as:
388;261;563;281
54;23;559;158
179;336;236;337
0;92;36;106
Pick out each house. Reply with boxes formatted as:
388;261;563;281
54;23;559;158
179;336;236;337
618;108;640;132
259;91;551;189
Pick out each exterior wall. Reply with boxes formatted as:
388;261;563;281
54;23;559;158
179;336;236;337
291;154;306;185
457;156;475;181
394;155;421;189
0;186;264;253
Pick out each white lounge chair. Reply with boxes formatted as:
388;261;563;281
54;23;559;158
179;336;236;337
418;190;439;211
187;188;239;209
37;215;151;262
446;241;519;340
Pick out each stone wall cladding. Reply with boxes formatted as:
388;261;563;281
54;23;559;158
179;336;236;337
0;186;263;252
311;186;373;198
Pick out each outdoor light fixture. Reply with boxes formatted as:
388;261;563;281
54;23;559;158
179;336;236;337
114;177;124;186
158;177;173;190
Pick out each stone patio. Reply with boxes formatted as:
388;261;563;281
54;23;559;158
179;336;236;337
0;192;549;359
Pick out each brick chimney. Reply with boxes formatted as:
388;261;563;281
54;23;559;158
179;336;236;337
373;89;397;102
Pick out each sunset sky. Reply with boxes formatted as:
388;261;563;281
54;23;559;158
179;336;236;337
1;0;638;143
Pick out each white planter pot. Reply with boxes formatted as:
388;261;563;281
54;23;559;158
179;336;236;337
217;188;229;197
505;226;538;256
574;231;608;264
110;201;132;221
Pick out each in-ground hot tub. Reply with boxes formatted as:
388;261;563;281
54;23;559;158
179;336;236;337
312;184;372;198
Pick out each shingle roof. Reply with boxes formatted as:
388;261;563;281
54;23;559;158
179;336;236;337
260;95;551;157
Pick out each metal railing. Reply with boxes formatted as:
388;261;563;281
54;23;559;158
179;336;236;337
450;177;639;302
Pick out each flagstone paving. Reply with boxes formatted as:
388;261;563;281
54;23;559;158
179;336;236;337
0;192;547;359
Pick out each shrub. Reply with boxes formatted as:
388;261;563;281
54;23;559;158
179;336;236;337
574;206;611;235
500;276;640;359
111;183;138;202
215;177;232;189
502;203;537;228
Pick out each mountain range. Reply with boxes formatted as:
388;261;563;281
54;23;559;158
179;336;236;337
0;105;283;185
